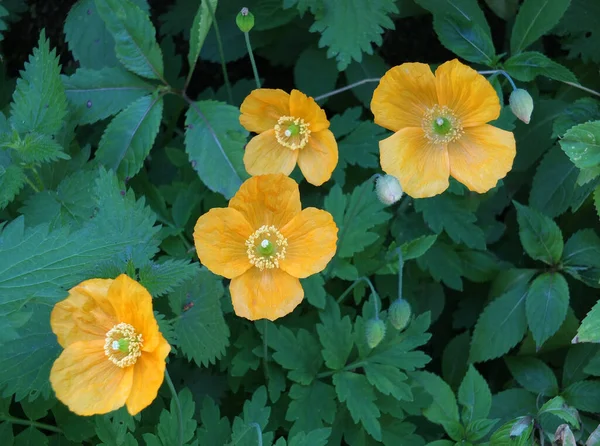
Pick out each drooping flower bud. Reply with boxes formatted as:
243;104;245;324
554;424;576;446
509;89;534;124
236;7;254;33
375;174;403;206
388;298;411;331
365;319;386;348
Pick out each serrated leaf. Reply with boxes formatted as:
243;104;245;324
560;120;600;170
10;31;67;136
504;51;577;83
553;99;600;139
562;229;600;288
138;259;199;297
168;269;229;366
288;429;331;446
526;272;570;348
145;388;196;446
229;387;272;446
563;344;597;387
95;93;164;179
294;47;339;100
414;0;492;34
95;0;164;80
364;363;412;401
575;300;600;344
514;202;563;264
62;67;154;125
412;371;460;425
433;14;495;65
555;0;600;64
0;153;27;209
333;371;382;441
188;0;218;74
286;382;337;438
401;235;438;261
417;240;464;290
301;274;326;309
505;356;559;397
563;380;600;413
9;133;69;164
309;0;397;71
197;397;232;446
459;365;492;423
14;426;47;445
184;100;247;199
316;297;353;370
538;396;580;429
510;0;571;54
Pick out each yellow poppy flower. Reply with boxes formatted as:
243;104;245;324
239;89;339;186
193;174;338;321
371;59;516;198
49;274;171;416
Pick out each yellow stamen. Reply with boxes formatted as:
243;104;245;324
246;225;288;270
422;105;463;144
104;322;143;368
274;116;311;150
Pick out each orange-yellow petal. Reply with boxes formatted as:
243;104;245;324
448;124;516;193
244;130;299;177
229;174;301;229
193;207;254;279
280;208;338;278
229;267;304;321
106;275;161;353
297;130;338;186
51;279;117;348
50;340;133;416
289;90;329;132
435;59;500;127
380;127;450;198
125;338;170;415
239;88;290;133
371;63;438;132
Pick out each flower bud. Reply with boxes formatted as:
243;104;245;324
365;319;386;348
554;424;576;446
236;7;254;33
375;174;403;206
388;299;411;331
509;89;534;124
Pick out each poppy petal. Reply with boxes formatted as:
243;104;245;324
240;89;290;133
280;208;338;278
230;268;304;321
380;127;450;198
297;129;338;186
243;130;299;177
448;124;516;193
289;90;329;132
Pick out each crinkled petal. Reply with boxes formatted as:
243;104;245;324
125;338;170;415
280;208;338;278
297;129;338;186
239;89;290;133
229;174;301;229
380;127;450;198
51;279;117;348
230;268;304;321
371;63;438;132
243;130;299;177
193;207;254;279
448;124;516;193
289;90;329;132
50;340;133;416
435;59;501;127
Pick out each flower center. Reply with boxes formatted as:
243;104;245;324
246;225;288;270
422;105;463;144
104;322;143;368
274;116;311;150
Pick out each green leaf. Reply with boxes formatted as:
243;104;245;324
414;0;492;34
6;132;69;165
432;14;495;65
415;194;486;250
230;387;272;446
574;300;600;343
144;388;197;446
514;202;563;264
563;344;597;387
459;249;508;283
560;120;600;170
286;382;337;437
95;409;137;446
188;0;218;74
294;47;339;100
538;396;580;429
333;371;382;441
95;0;164;80
510;0;571;54
401;235;438;261
168;269;229;367
526;272;570;348
364;363;412;401
197;397;232;446
95;93;164;178
288;429;331;446
62;67;154;125
10;31;67;136
184;100;248;199
562;229;600;288
489;418;534;445
0;153;27;210
344;54;388;108
563;380;600;413
554;0;600;64
412;371;460;425
465;418;499;442
14;427;47;446
301;274;326;309
553;98;600;139
316;297;353;370
417;240;464;291
138;259;199;297
309;0;397;71
459;365;492;423
505;356;559;397
504;51;577;83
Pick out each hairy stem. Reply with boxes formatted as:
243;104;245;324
244;32;261;89
165;369;183;446
0;415;62;434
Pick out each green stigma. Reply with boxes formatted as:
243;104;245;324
257;239;275;256
432;117;452;135
112;338;130;353
285;123;300;137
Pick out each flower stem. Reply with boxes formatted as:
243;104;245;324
262;319;270;381
337;276;379;305
0;415;62;434
316;360;367;379
164;369;183;446
478;69;518;91
205;1;233;104
23;174;40;193
244;32;261;89
397;248;404;301
563;80;600;98
250;422;264;446
313;78;381;102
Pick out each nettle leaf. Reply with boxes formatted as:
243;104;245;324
286;382;337;437
563;380;600;413
95;0;164;80
143;388;197;446
62;67;154;125
415;194;486;249
575;299;600;343
562;229;600;288
184;100;248;199
505;357;559;397
504;51;577;83
514;202;563;265
432;14;495;65
316;297;353;370
10;31;67;136
138;259;199;297
309;0;397;71
168;269;230;367
95;93;164;179
412;371;460;426
8;132;69;165
560;120;600;170
188;0;218;75
510;0;571;54
526;272;570;348
333;371;382;441
458;365;492;423
0;152;27;209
